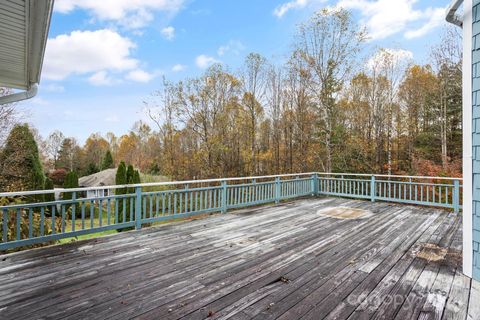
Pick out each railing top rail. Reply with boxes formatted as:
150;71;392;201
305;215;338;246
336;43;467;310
0;172;462;198
316;172;462;181
0;172;317;197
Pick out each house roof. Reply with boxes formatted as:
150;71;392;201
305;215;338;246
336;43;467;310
79;169;117;188
0;0;54;90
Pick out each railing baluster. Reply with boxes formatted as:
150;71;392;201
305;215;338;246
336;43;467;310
222;181;227;213
107;198;111;225
208;189;212;210
150;194;154;218
199;191;202;211
90;200;94;229
190;189;193;213
61;205;66;233
157;193;160;217
2;209;6;243
204;189;208;209
184;185;188;214
213;188;217;209
370;176;375;202
114;199;118;224
52;205;56;234
407;179;411;201
16;209;21;240
40;207;45;236
162;193;166;216
28;208;33;239
99;199;103;227
123;198;127;222
71;192;76;232
135;187;142;230
81;201;85;230
194;191;197;212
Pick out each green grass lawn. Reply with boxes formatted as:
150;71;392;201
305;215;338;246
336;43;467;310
57;204;218;244
58;229;118;244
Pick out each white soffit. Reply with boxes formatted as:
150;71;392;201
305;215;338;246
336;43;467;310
0;0;54;90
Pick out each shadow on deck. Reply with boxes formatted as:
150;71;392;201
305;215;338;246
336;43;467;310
0;197;478;320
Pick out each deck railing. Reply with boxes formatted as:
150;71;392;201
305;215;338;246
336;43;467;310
0;173;462;250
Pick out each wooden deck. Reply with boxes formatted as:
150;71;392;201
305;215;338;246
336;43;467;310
0;197;478;320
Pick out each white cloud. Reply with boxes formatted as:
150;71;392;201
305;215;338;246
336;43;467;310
335;0;446;40
161;26;175;40
126;69;155;83
55;0;185;29
404;7;445;39
217;40;245;57
273;0;310;18
43;29;138;81
42;83;65;92
88;71;116;86
172;64;187;72
195;55;220;69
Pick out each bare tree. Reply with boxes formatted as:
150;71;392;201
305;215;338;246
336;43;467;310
46;130;65;168
430;27;462;169
240;53;268;174
369;49;411;174
294;8;366;172
0;88;20;146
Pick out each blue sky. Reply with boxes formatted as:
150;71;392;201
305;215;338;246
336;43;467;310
20;0;452;143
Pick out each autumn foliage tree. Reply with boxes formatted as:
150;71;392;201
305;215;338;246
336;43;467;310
20;12;462;183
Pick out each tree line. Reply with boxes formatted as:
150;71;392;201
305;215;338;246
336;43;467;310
0;9;463;191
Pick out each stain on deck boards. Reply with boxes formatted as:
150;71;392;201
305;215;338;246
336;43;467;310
0;198;475;320
316;206;371;219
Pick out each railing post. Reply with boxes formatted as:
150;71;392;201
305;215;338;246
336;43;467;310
370;175;376;202
72;192;76;232
275;177;281;204
221;180;227;213
312;173;319;196
135;186;142;230
252;179;256;203
453;179;460;213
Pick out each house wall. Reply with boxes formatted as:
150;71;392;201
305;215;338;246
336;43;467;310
472;0;480;280
86;189;112;198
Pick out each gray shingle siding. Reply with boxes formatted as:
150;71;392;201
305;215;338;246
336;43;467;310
473;0;480;280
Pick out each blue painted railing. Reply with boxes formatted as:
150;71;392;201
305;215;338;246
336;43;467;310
0;173;462;251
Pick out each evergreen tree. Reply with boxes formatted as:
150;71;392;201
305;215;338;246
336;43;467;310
133;170;141;184
115;162;127;223
101;150;114;170
63;171;79;215
86;163;99;175
0;124;45;199
126;165;135;184
126;165;135;198
115;162;127;191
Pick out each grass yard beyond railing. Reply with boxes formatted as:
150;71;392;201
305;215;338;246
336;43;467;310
0;173;462;251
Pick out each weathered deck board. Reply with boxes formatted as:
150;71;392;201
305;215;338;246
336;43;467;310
0;197;473;320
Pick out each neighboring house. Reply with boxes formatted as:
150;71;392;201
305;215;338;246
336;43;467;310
79;168;117;198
